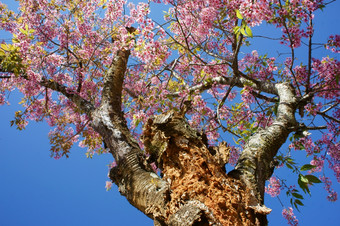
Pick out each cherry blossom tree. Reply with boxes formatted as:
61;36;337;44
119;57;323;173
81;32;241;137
0;0;339;225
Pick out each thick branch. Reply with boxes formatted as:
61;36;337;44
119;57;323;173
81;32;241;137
230;82;298;207
39;78;95;115
170;76;278;97
101;49;130;115
90;47;170;223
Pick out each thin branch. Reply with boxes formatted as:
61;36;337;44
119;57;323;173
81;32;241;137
306;12;313;93
216;77;237;130
278;0;302;96
252;35;281;40
305;125;327;130
250;91;277;103
321;102;339;113
317;111;340;124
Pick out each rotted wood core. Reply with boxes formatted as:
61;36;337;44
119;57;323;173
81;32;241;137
142;111;262;225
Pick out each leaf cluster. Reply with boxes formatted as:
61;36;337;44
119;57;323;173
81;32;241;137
0;43;24;75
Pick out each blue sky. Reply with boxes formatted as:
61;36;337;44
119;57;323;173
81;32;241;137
1;0;339;225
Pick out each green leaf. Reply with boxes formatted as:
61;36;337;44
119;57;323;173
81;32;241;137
166;94;174;102
19;28;27;35
286;157;296;164
233;26;240;34
298;174;311;194
295;199;304;206
286;163;294;170
293;202;299;211
305;175;322;183
273;102;278;116
293;200;302;212
292;193;304;199
232;136;240;145
300;164;316;171
240;27;247;36
245;25;253;37
266;109;273;116
235;10;243;19
300;175;308;183
319;4;325;11
205;77;213;83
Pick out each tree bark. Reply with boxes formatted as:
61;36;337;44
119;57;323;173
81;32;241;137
85;49;298;225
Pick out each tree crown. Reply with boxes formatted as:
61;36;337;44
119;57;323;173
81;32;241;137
0;0;339;224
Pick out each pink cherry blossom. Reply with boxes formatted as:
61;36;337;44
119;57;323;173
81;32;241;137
105;181;113;191
265;177;282;197
326;35;340;53
282;207;299;226
310;157;324;173
320;176;338;202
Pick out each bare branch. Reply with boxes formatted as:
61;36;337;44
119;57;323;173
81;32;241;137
0;75;12;78
250;91;277;103
305;125;327;130
306;13;313;93
321;102;339;113
317;110;340;124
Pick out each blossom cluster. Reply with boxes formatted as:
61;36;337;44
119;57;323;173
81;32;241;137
310;156;324;173
326;35;340;53
265;177;282;197
320;176;338;202
282;207;299;226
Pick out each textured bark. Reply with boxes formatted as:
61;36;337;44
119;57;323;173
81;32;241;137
89;48;171;223
86;47;278;224
142;111;259;225
229;83;298;217
87;53;297;225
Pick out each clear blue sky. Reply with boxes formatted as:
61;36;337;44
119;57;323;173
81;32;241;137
0;1;339;225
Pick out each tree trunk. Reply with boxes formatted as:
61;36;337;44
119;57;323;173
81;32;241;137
141;111;268;225
98;83;296;225
70;46;296;225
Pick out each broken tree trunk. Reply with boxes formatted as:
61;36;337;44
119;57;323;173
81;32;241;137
141;111;271;225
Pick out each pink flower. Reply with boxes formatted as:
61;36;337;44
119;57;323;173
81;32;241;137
265;177;281;197
228;146;240;166
282;207;299;226
105;181;113;191
108;161;117;170
310;157;324;172
321;176;338;202
326;35;340;53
